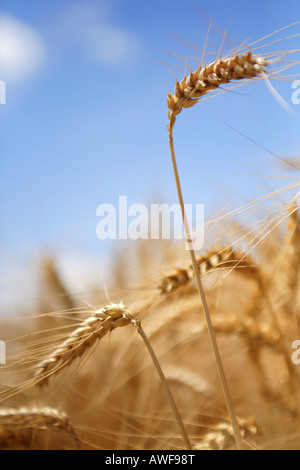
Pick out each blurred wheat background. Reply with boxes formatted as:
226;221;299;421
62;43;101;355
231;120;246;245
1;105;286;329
1;0;300;450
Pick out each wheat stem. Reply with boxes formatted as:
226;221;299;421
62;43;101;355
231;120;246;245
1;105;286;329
132;317;192;450
168;123;244;450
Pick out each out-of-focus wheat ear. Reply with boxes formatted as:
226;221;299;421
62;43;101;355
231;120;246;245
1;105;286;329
193;417;259;450
0;407;79;449
163;365;215;398
213;313;293;377
41;256;76;311
213;314;281;354
241;245;299;391
159;246;262;294
35;303;135;386
159;267;190;294
213;314;300;415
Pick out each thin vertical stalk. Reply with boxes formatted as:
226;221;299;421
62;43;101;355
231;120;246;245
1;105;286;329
132;318;192;450
168;122;245;451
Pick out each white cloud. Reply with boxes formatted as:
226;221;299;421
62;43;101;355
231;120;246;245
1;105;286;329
0;14;45;83
61;1;142;67
63;0;110;27
84;24;141;66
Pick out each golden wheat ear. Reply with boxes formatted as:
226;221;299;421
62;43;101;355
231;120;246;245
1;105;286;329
167;52;269;128
35;303;135;386
34;302;192;449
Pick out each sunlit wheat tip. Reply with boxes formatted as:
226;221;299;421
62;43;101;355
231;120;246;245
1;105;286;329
167;52;269;128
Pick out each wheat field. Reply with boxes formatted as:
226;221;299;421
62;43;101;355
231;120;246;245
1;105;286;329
0;21;300;450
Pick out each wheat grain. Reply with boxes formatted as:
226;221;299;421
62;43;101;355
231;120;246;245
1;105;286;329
35;303;135;386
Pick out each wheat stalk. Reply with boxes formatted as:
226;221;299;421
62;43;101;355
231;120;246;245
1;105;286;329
0;407;79;449
166;42;273;450
129;317;192;450
164;24;300;446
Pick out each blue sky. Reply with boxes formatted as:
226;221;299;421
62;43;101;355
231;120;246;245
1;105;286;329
0;0;299;312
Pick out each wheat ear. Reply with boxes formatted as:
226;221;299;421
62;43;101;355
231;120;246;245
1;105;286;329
164;365;215;398
167;52;268;128
35;302;135;386
166;47;270;450
41;256;76;311
159;246;259;294
35;304;192;449
0;407;79;448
